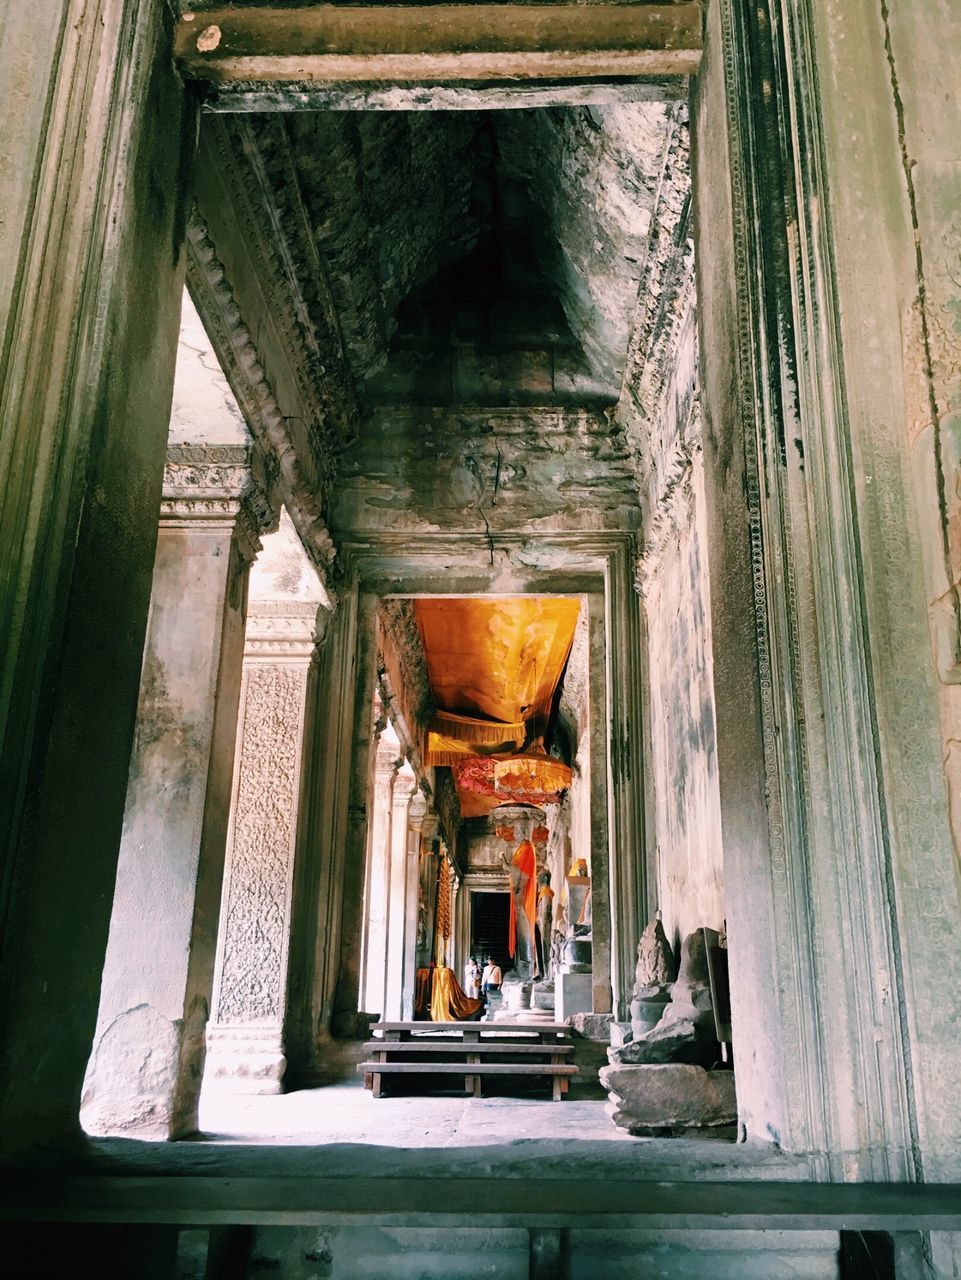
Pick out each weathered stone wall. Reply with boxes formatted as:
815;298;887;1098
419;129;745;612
615;107;724;952
332;407;639;538
633;335;724;946
170;291;248;446
180;1223;843;1279
287;111;483;380
497;104;674;390
800;0;961;1180
560;604;593;886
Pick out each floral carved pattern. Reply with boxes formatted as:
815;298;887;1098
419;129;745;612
215;664;308;1024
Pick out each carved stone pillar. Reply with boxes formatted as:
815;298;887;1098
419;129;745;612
82;446;273;1139
453;870;472;990
399;801;428;1019
383;770;419;1021
359;733;402;1020
204;600;321;1094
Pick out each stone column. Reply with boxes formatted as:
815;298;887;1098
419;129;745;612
455;875;470;983
0;1;194;1153
404;800;430;1020
204;600;321;1094
448;874;461;974
359;734;402;1019
383;768;419;1021
81;446;272;1138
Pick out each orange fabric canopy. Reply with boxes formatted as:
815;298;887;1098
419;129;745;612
414;597;579;728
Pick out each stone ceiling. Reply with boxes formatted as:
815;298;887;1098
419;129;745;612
189;96;693;583
284;103;677;406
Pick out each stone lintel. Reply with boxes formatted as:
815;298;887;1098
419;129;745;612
175;5;703;85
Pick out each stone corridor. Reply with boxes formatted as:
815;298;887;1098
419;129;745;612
3;1;961;1277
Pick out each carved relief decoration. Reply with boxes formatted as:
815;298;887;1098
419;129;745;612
616;103;695;493
215;663;309;1024
557;604;589;745
378;597;435;730
161;443;276;564
245;600;321;657
185;211;339;587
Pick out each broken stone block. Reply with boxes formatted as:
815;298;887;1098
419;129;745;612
635;916;677;987
609;1021;633;1048
630;990;671;1033
608;1006;717;1068
599;1063;737;1136
675;931;716;988
568;1011;613;1042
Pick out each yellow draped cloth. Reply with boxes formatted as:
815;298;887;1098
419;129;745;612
430;964;485;1022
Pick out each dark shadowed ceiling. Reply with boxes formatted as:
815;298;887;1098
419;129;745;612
283;103;675;406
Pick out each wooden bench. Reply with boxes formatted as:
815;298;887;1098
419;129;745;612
358;1021;579;1101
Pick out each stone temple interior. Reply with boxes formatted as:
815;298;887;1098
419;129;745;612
2;2;961;1277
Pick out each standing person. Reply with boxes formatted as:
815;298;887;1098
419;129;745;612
464;956;478;999
481;956;502;1001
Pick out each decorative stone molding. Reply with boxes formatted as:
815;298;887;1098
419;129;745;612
244;600;324;659
160;443;276;564
616;102;696;505
185;210;340;586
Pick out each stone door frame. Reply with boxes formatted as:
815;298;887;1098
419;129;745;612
305;530;648;1036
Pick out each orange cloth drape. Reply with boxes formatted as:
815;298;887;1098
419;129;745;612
414;968;432;1020
429;965;484;1021
508;840;537;958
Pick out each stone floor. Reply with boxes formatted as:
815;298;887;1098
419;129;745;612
199;1080;637;1149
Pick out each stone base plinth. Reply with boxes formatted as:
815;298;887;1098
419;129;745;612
599;1063;737;1136
504;980;533;1012
203;1025;285;1095
557;971;593;1021
531;983;555;1013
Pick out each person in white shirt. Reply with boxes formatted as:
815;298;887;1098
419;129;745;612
481;957;502;999
464;957;482;999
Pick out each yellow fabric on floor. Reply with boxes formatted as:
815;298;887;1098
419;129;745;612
430;964;484;1022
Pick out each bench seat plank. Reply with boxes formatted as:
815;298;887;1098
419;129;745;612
371;1021;569;1034
361;1041;573;1056
358;1061;577;1075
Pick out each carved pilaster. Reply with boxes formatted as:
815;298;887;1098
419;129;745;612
384;769;419;1020
160;443;276;566
205;603;320;1093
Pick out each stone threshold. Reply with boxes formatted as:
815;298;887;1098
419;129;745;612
1;1167;959;1231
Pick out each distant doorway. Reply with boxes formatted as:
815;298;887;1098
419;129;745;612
471;891;511;973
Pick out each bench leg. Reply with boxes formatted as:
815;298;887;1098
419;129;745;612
552;1075;563;1102
467;1054;482;1098
372;1072;383;1098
